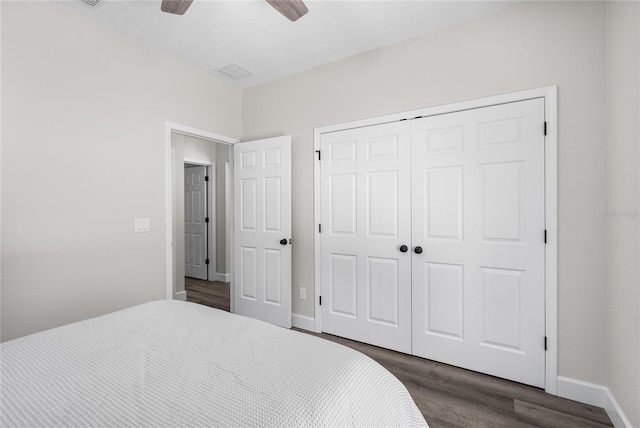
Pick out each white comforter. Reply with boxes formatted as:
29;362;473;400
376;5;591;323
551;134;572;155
1;300;427;427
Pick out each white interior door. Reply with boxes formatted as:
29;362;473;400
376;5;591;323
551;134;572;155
320;122;412;353
233;136;292;328
411;99;546;387
185;165;207;280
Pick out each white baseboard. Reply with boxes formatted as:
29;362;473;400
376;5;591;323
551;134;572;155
603;389;634;428
557;376;607;407
557;376;632;427
292;313;316;332
212;272;230;282
174;291;187;301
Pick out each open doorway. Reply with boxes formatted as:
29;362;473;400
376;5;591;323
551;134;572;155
184;163;230;311
170;130;232;312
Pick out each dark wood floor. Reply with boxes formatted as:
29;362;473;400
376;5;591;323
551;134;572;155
184;278;613;428
185;277;230;312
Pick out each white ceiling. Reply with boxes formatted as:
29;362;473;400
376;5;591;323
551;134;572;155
61;0;517;88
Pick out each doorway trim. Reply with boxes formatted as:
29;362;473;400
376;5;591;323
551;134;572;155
312;86;558;394
165;122;238;309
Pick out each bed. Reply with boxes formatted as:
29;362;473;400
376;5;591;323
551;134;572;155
1;300;427;427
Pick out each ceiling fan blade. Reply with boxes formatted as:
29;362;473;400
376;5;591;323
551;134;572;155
266;0;308;22
161;0;193;15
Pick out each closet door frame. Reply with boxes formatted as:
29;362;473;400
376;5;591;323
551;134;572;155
313;85;558;395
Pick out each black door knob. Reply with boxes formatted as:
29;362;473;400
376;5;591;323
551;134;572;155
399;245;408;253
414;246;423;254
280;239;288;245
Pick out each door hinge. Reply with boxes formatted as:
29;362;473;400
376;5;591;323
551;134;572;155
544;229;547;244
318;224;322;233
315;150;321;161
205;217;210;223
544;122;547;136
205;175;209;182
319;296;322;306
544;336;548;351
205;259;210;265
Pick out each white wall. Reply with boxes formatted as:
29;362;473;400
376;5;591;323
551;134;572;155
216;143;231;276
606;2;640;427
0;1;241;341
243;0;609;387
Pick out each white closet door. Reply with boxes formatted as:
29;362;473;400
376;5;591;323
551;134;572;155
320;122;412;353
411;99;546;387
233;136;292;328
184;165;207;280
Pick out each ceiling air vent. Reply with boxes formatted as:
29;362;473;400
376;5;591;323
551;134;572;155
216;63;254;81
81;0;102;7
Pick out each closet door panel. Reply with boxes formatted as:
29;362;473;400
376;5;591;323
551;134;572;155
320;121;412;354
411;99;546;388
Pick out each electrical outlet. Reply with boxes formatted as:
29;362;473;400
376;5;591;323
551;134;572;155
299;287;307;300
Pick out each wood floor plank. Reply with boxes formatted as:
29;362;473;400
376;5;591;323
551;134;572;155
514;400;613;428
185;277;230;312
184;279;613;428
317;332;612;426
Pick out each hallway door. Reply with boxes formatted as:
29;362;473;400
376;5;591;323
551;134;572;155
185;165;208;280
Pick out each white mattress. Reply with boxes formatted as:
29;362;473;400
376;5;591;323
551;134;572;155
1;300;427;427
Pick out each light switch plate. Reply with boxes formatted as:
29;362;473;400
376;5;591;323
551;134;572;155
135;218;150;233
